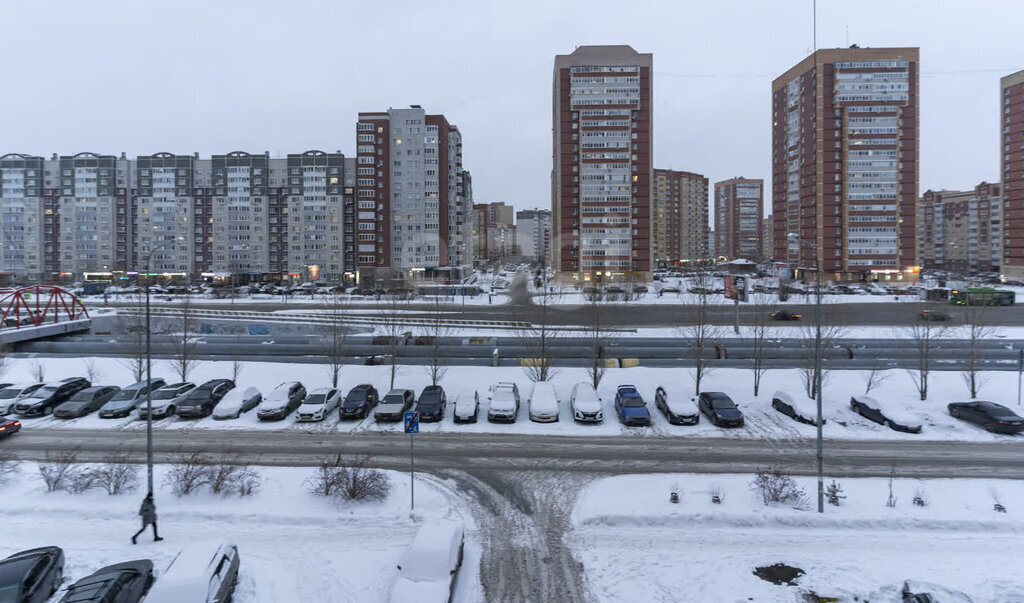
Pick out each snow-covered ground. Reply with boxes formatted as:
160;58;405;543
6;356;1024;444
0;463;480;603
572;473;1024;601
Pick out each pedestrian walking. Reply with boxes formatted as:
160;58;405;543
132;492;163;544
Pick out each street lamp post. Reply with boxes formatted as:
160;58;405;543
143;239;180;496
789;232;824;513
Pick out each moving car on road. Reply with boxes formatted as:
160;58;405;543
53;385;120;419
849;395;922;434
452;391;480;423
176;379;235;419
0;383;45;416
295;387;342;422
570;382;603;423
390;522;465;603
98;378;167;419
769;310;802;321
14;378;90;418
919;309;952;322
339;384;380;420
528;381;559;423
374;389;415;423
144;542;239;603
138;383;196;420
654;386;699;425
947;400;1024;434
614;385;651;426
257;381;306;421
487;382;521;423
59;559;154;603
696;391;745;427
0;546;65;603
212;386;261;420
415;385;447;422
0;417;21;438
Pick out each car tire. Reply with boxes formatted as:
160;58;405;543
883;419;891;429
167;406;175;417
45;406;54;416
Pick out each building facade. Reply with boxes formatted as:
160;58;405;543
1002;70;1024;279
552;45;653;282
714;177;764;260
0;154;49;281
472;202;516;264
918;183;1001;275
57;153;133;279
762;216;774;261
771;47;920;282
135;153;204;277
516;208;552;265
652;169;708;265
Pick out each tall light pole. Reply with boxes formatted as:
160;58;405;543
789;232;824;513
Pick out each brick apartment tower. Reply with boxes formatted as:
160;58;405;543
772;47;919;282
714;177;764;260
652;169;708;265
919;183;1001;274
553;45;653;282
1002;70;1024;279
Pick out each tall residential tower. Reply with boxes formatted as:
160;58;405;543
1002;70;1024;279
715;177;764;260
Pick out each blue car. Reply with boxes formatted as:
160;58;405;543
614;385;651;426
697;391;745;427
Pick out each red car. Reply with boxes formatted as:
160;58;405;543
0;417;21;438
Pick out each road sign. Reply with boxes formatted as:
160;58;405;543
403;411;420;434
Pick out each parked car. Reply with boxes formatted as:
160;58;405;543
143;542;239;603
570;382;603;423
654;386;699;425
849;395;922;433
487;382;521;423
947;400;1024;434
696;391;745;427
137;383;196;420
374;389;415;422
452;391;480;424
176;379;235;419
339;384;380;420
212;386;261;420
53;385;120;419
257;381;306;421
770;310;802;321
14;378;91;417
390;522;465;603
0;383;45;416
0;417;21;438
98;378;167;419
770;390;823;426
0;546;65;603
415;385;447;422
58;559;154;603
295;387;342;422
528;381;560;423
919;309;952;322
613;385;651;426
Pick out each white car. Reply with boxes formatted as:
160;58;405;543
137;382;195;420
487;382;520;423
295;387;342;422
390;522;465;603
0;383;45;416
145;542;240;603
528;381;559;422
570;382;603;423
212;386;262;420
453;391;480;424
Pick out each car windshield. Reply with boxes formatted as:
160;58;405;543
109;389;137;401
69;391;95;402
621;395;645;407
0;389;21;399
305;394;326;405
346;391;368;403
419;390;441;403
382;395;405;405
0;580;22;603
152;389;181;400
28;386;58;398
712;399;736;409
187;390;212;401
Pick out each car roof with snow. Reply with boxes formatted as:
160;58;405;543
851;395;922;426
454;391;478;409
145;542;235;603
655;386;697;411
773;390;817;418
396;522;463;582
571;383;601;408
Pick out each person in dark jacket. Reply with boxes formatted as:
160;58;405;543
132;492;163;544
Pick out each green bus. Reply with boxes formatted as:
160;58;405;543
950;288;1015;306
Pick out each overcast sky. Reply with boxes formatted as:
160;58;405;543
2;0;1022;217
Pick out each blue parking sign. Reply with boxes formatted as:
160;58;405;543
404;411;420;434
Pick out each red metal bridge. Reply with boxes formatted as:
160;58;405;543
0;286;92;343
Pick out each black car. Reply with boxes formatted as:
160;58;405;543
948;401;1024;434
98;378;167;419
849;395;922;434
769;310;802;321
654;386;699;425
176;379;235;418
919;309;952;322
0;418;21;438
59;559;154;603
415;385;447;422
53;386;120;419
0;546;65;603
770;390;823;426
339;384;379;419
697;391;745;427
13;378;90;417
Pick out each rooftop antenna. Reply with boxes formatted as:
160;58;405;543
845;24;849;47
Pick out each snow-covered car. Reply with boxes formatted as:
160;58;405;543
570;382;603;423
771;390;824;426
654;386;698;425
212;386;262;420
452;391;480;423
528;381;559;423
390;522;465;603
849;395;922;434
98;378;167;419
144;542;239;603
137;383;195;420
295;387;342;422
487;382;520;423
374;389;415;422
257;381;306;421
0;383;45;416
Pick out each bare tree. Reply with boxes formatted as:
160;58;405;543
37;449;82;493
162;450;211;497
862;363;890;395
518;275;562;383
119;296;148;382
962;304;996;398
585;286;609;389
748;292;775;396
903;308;950;400
82;358;103;384
377;295;407;390
320;295;349;388
423;297;451;386
679;269;721;395
336;454;391;501
30;360;45;383
93;450;140;495
751;465;809;509
798;323;848;399
0;450;20;486
169;296;199;383
304;453;348;498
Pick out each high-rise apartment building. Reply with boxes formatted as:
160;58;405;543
356;106;466;286
516;208;552;265
283;151;353;282
1002;70;1024;278
57;153;133;278
772;47;919;282
471;202;516;264
715;177;764;260
652;169;708;264
552;45;653;282
762;216;774;261
0;154;48;281
135;153;205;276
919;183;1001;275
